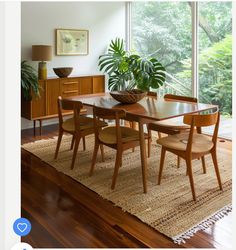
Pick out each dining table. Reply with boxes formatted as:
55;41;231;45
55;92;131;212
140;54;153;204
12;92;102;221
67;93;217;193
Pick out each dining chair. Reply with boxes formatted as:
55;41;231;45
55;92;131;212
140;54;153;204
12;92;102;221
54;96;107;170
89;106;148;190
156;110;222;201
147;94;198;166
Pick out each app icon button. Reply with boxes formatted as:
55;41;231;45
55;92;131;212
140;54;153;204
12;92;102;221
13;218;32;237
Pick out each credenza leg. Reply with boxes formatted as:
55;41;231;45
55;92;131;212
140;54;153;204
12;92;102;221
39;120;42;136
33;120;36;136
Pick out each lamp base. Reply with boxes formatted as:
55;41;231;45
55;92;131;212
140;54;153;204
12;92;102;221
38;61;47;80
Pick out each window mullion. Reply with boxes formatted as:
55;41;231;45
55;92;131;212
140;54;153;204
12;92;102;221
192;2;199;98
125;2;132;51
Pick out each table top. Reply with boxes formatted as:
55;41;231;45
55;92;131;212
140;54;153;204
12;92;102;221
67;93;217;122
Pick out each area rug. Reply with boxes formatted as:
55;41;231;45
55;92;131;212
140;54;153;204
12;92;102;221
22;134;232;244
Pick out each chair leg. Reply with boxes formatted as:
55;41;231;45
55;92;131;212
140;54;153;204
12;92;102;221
186;159;196;201
111;149;123;190
82;136;86;151
89;141;99;176
186;167;189;176
100;144;105;162
70;135;75;150
211;150;223;190
158;147;166;185
54;130;63;159
177;156;180;168
131;122;135;153
201;156;206;174
71;136;81;170
147;129;151;158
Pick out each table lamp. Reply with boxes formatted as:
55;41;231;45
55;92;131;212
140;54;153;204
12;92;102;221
32;45;52;80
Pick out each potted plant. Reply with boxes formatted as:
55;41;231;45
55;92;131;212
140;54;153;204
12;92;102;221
98;38;166;103
21;60;40;100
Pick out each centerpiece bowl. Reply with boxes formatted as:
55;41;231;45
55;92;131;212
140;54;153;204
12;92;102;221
110;89;147;104
53;67;73;78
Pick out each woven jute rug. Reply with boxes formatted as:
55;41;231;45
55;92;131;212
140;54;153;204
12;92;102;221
22;134;232;244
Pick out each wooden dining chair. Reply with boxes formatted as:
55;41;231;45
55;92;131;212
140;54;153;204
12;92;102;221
54;96;107;169
89;106;148;190
156;110;222;201
147;94;198;166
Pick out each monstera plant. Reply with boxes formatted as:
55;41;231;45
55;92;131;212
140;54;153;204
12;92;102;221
98;38;166;92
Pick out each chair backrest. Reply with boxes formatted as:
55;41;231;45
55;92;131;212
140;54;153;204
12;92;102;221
183;111;220;153
164;94;198;103
57;96;83;129
93;106;126;145
183;112;219;127
147;91;157;97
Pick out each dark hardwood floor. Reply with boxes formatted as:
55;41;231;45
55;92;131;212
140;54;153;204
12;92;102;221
21;124;232;248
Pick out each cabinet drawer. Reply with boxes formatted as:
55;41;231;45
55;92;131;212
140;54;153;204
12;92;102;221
60;79;79;92
62;89;79;97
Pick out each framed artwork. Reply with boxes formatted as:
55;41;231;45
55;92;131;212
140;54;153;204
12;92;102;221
56;29;89;55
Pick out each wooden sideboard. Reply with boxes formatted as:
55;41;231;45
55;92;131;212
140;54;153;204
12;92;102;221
21;74;105;135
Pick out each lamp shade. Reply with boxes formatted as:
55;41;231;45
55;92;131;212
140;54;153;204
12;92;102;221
32;45;52;61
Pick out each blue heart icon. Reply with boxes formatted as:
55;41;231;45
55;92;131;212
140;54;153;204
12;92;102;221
17;223;27;233
13;218;31;236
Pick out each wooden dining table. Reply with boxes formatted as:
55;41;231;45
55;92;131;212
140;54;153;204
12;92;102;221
67;93;217;193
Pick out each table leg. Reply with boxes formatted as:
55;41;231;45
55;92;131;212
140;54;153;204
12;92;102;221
33;120;36;136
138;119;147;193
39;120;42;136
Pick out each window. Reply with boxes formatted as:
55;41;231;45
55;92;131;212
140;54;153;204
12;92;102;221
198;2;232;117
131;1;192;96
131;1;232;138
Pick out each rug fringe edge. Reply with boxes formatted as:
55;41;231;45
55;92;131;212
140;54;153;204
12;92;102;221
171;204;232;244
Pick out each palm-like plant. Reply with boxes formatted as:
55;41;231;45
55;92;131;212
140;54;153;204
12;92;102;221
98;38;166;91
21;60;40;100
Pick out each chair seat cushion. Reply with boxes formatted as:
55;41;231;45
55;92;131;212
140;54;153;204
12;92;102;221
62;116;107;132
149;117;190;131
98;126;141;144
156;132;214;154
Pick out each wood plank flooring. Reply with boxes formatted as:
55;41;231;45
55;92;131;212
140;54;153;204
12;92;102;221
21;124;232;248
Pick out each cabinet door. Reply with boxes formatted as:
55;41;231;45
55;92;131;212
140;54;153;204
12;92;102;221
79;77;92;95
60;78;79;98
31;80;46;118
93;76;105;93
46;79;61;116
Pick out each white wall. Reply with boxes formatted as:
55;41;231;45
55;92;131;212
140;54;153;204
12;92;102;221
21;1;126;129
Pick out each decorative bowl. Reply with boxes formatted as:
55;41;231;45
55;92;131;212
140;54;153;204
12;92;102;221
53;67;73;78
110;89;147;104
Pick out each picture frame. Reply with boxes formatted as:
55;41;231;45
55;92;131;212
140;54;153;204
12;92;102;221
56;29;89;56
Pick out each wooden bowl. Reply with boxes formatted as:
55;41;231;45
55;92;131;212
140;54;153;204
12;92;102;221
110;89;147;104
53;67;73;78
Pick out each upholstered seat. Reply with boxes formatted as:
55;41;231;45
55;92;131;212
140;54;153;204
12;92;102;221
149;117;190;131
62;116;106;132
98;126;142;144
157;133;214;154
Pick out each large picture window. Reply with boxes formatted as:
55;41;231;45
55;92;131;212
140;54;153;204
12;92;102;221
131;2;192;96
131;1;232;138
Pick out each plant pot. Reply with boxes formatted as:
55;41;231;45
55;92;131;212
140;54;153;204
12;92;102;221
110;89;147;104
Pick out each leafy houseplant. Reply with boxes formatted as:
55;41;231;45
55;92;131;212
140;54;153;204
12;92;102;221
98;38;166;92
21;60;40;100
